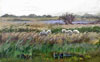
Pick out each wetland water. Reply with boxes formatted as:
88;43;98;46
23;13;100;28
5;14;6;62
1;20;94;24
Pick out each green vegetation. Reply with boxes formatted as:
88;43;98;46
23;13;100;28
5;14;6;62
1;31;100;57
0;22;100;62
1;24;100;33
0;34;100;61
52;26;100;33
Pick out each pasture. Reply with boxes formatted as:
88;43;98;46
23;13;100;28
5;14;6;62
0;21;100;62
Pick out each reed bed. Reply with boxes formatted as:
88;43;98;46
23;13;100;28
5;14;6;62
0;32;100;62
1;32;100;44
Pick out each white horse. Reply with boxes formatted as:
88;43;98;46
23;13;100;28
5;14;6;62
73;30;80;34
39;29;52;36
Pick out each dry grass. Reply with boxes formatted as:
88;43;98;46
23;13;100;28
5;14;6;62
75;17;99;21
0;22;50;31
1;20;100;44
1;32;100;45
1;21;100;31
0;17;58;21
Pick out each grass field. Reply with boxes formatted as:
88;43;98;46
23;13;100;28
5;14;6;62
0;17;99;22
0;20;100;62
0;17;58;21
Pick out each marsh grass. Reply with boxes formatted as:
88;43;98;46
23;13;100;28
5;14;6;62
1;32;100;56
0;23;100;62
0;39;99;57
2;32;100;44
0;39;99;62
1;25;100;34
0;32;100;62
0;17;58;21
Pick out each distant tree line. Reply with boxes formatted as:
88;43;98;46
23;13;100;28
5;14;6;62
81;13;100;19
1;14;53;18
75;13;100;19
1;14;17;17
1;13;100;19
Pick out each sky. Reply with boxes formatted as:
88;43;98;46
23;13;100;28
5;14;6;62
0;0;100;16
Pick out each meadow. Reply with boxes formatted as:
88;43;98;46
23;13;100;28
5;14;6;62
0;21;100;62
0;17;58;21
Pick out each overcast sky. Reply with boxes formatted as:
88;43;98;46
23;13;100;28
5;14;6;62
0;0;100;16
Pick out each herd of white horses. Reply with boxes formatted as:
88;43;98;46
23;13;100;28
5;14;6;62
39;29;80;36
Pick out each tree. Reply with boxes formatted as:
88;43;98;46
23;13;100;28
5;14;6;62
1;14;17;17
59;13;75;24
82;13;100;19
46;15;52;17
42;15;52;17
28;14;37;18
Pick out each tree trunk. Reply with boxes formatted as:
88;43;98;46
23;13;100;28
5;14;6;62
68;20;72;24
64;20;69;24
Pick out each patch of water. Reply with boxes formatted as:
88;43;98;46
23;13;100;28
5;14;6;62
1;20;94;24
43;20;93;24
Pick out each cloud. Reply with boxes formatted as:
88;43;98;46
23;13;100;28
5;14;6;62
0;0;100;16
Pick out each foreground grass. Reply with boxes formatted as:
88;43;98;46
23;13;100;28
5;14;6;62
0;40;99;60
0;42;99;62
1;32;100;58
0;55;100;62
1;32;100;44
0;23;100;62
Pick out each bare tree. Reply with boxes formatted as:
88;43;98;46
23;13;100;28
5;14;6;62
59;13;75;24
